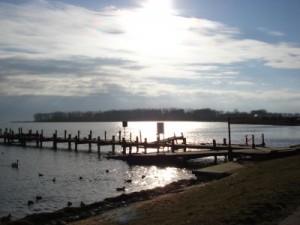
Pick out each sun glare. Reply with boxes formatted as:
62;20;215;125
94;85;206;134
125;0;179;57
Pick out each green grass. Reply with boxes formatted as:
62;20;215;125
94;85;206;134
71;155;300;225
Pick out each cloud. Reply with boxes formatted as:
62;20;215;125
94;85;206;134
0;0;299;120
258;27;285;37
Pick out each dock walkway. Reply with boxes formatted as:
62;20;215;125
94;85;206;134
0;128;299;166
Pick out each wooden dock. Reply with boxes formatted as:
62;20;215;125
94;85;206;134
1;128;299;166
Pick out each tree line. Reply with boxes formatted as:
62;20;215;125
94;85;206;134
33;108;300;125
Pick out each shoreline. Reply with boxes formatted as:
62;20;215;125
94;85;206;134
10;120;300;126
1;154;300;225
5;179;200;225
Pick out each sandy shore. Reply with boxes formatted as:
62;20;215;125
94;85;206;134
69;155;300;225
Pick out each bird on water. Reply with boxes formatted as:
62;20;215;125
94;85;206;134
116;186;125;192
11;160;19;169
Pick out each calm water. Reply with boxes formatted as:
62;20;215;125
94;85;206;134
0;121;299;220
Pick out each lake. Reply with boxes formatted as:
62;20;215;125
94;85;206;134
0;121;299;220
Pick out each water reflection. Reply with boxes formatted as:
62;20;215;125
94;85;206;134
0;145;194;220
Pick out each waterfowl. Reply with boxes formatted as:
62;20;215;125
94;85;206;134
38;173;43;177
116;186;125;192
79;176;83;180
52;177;56;182
105;169;109;173
27;200;34;206
11;160;19;169
142;175;146;179
0;213;11;223
67;201;72;207
36;195;42;202
124;179;132;183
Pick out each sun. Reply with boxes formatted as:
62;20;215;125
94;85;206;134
124;0;179;57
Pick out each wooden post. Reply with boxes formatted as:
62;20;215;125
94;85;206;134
213;139;216;149
97;136;101;154
40;130;43;148
144;138;147;154
105;131;107;141
68;134;72;150
245;135;248;146
214;156;218;164
78;130;80;140
183;138;187;152
139;131;142;143
112;135;115;155
171;140;175;153
228;117;233;161
261;133;265;147
157;136;160;153
119;131;121;142
252;134;255;149
53;133;57;150
223;138;227;146
136;136;139;153
64;130;67;139
36;130;39;147
122;138;126;155
88;130;92;152
75;135;78;152
129;145;132;155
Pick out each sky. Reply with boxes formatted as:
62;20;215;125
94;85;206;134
0;0;299;121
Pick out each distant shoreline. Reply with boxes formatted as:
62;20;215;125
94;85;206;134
10;118;300;126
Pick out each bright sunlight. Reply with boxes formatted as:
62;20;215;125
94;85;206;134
124;0;182;57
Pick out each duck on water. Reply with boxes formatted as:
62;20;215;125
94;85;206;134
11;160;19;169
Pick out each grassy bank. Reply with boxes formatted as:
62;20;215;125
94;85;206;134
70;155;300;225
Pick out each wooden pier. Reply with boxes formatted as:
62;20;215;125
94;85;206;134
0;128;299;166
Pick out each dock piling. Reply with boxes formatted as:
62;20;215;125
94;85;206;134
183;138;187;152
144;138;147;154
252;135;255;149
135;136;139;153
122;138;126;155
97;136;101;154
36;130;39;147
262;133;265;147
68;134;72;150
112;135;115;155
213;139;216;149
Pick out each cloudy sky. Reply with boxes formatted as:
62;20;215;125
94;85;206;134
0;0;299;121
